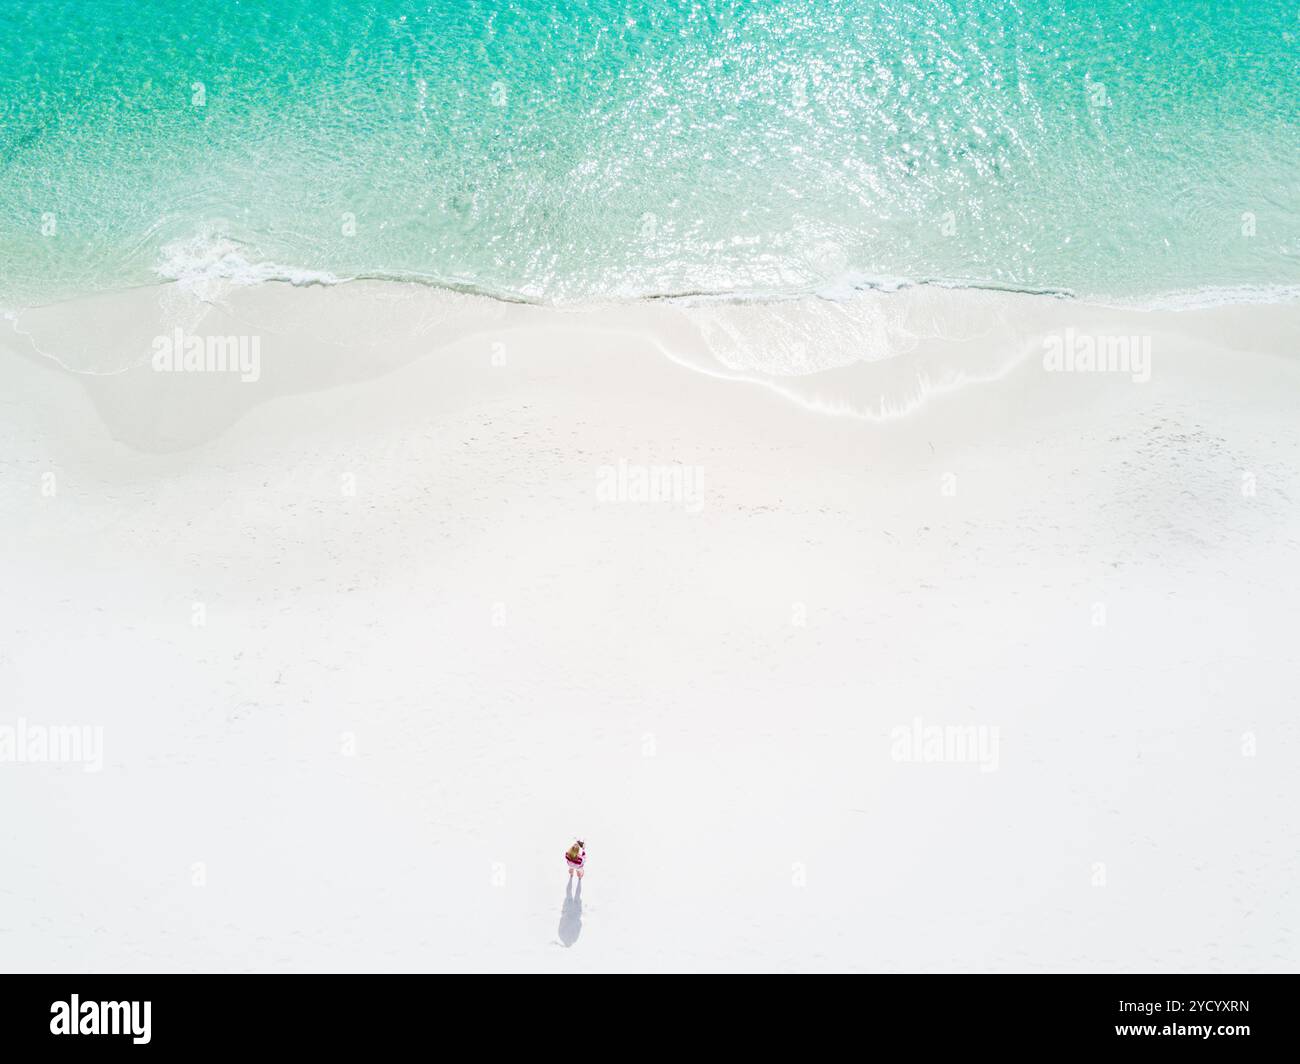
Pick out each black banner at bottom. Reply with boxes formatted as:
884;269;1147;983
0;974;1288;1052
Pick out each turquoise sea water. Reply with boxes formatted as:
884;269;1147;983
1;0;1297;309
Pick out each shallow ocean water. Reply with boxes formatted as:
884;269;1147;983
1;0;1297;308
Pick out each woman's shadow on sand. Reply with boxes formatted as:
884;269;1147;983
556;877;583;947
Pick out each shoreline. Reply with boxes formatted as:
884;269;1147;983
6;262;1300;323
4;275;1299;448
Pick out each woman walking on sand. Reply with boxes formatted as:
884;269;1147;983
564;840;586;878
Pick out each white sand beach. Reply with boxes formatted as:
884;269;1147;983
1;281;1297;972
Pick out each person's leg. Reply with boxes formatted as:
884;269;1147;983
576;867;584;878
